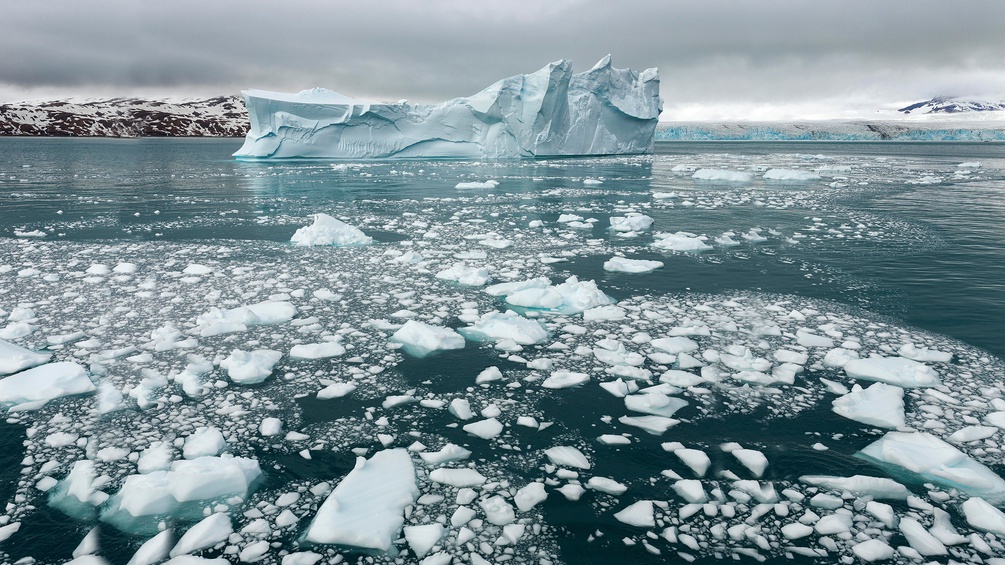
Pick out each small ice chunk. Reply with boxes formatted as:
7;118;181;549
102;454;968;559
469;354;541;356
403;523;444;558
587;477;628;496
831;383;905;428
899;517;947;556
259;418;282;437
479;495;515;525
390;320;464;357
898;343;952;363
603;257;664;274
613;500;655;527
291;213;372;246
692;169;753;182
168;513;233;557
544;446;590;469
220;349;282;385
844;356;940;388
459;311;548;345
454;180;499;189
962;497;1005;536
618;415;679;435
420;444;472;466
624;393;688;418
514;482;548;511
652;232;712;252
800;475;910;500
542;370;589;389
290;342;345;359
609;213;653;232
763;169;821;181
674;448;711;477
183;427;227;459
850;539;894;562
732;449;768;477
462;418;503;440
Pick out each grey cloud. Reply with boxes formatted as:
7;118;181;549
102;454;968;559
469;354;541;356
1;0;1003;116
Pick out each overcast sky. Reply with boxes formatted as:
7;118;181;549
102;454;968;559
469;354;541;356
2;0;1004;120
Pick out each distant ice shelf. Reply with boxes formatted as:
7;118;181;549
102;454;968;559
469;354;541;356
234;56;661;159
656;121;1005;142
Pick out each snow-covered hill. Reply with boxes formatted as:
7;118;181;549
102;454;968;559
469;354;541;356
899;97;1005;115
0;96;248;136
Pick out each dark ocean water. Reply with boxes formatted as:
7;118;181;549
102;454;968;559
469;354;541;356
0;138;1004;564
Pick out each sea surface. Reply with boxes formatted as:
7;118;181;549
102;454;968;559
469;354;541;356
0;138;1004;564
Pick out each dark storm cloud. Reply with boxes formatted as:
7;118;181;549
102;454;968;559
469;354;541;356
2;0;1003;117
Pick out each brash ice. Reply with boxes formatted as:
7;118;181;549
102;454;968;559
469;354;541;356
233;56;661;159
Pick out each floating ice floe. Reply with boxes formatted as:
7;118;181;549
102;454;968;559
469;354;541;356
304;449;418;551
844;356;940;388
763;169;822;181
692;169;754;182
454;180;499;189
609;213;654;232
290;213;373;246
602;257;664;274
0;338;51;375
799;475;911;499
458;311;548;345
194;301;297;337
390;320;465;357
435;263;492;286
485;276;613;315
652;232;712;252
219;349;282;385
857;431;1005;502
0;361;94;411
831;382;906;428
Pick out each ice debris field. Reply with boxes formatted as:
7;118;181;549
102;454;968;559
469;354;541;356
1;149;1005;564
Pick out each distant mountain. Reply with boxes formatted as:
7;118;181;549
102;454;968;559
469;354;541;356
898;97;1005;115
0;96;249;136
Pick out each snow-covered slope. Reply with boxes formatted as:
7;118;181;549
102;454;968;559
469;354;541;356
899;97;1005;115
234;56;662;159
657;120;1005;142
0;96;248;137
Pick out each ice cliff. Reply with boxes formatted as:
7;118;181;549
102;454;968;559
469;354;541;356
233;56;661;159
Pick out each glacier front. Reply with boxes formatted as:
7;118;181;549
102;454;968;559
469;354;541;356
233;56;661;159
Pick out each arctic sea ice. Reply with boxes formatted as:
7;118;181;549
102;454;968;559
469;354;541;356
234;56;661;159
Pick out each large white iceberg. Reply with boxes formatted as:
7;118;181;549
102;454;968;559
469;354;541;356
234;56;661;159
0;361;95;411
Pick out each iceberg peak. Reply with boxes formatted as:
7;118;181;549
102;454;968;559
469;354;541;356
234;57;661;159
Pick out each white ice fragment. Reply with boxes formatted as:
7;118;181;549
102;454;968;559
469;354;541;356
220;349;282;385
899;517;947;556
781;523;813;540
390;320;464;357
844;356;940;388
0;361;95;410
858;431;1005;501
479;495;516;525
168;513;232;558
317;382;355;399
419;444;472;466
948;426;998;443
196;301;297;336
898;343;952;363
544;446;591;469
618;415;679;435
732;449;768;477
304;449;418;551
462;418;503;440
557;484;585;501
291;214;372;246
429;468;485;487
691;169;753;182
514;482;548;511
831;383;906;428
459;311;548;345
259;418;282;437
624;393;688;418
850;539;894;562
800;475;910;500
587;477;628;496
652;232;712;252
183;427;227;459
962;497;1005;536
0;338;51;375
609;214;654;232
674;449;711;477
435;264;492;286
289;342;345;359
603;256;664;274
542;370;590;389
475;366;503;384
763;169;821;181
673;480;707;503
127;529;173;565
454;180;499;189
403;523;444;558
613;500;655;527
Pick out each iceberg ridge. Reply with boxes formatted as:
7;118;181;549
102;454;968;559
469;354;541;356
234;56;661;159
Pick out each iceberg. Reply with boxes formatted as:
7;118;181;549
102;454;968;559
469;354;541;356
234;56;661;159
